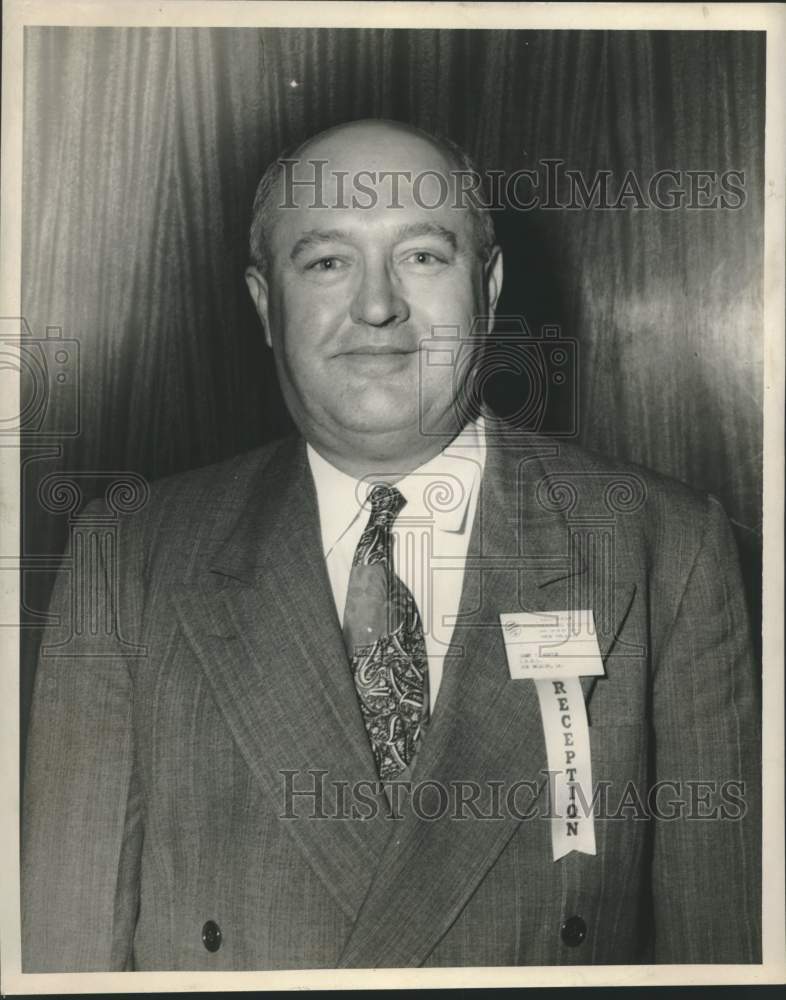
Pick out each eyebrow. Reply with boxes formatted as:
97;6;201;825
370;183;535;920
289;228;354;260
289;222;459;261
391;222;458;249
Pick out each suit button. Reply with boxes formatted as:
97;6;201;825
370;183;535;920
561;915;587;947
202;920;222;952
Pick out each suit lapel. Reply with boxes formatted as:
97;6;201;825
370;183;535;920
171;437;393;920
337;432;636;967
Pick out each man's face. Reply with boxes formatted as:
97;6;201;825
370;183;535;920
246;124;502;466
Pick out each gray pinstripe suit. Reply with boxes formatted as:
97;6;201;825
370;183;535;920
22;425;761;969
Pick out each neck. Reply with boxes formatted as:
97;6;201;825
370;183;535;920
307;422;468;482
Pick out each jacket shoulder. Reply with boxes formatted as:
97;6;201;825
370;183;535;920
145;437;288;510
513;435;725;543
116;436;295;571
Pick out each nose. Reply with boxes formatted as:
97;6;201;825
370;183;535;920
349;257;409;328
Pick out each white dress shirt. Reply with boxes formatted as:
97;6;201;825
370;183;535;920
307;417;486;712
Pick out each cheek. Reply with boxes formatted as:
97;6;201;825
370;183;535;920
410;277;484;400
419;356;461;401
409;271;483;326
269;284;345;363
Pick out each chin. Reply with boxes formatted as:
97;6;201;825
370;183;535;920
336;385;419;428
340;403;419;437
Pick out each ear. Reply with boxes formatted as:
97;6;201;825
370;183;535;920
244;266;273;348
484;245;503;318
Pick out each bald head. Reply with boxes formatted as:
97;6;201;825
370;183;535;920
242;116;503;476
248;119;495;275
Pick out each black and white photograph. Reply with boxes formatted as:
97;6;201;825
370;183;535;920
1;0;783;992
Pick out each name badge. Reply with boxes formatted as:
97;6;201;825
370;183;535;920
500;610;602;860
499;609;604;679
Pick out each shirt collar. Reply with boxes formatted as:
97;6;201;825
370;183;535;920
307;416;486;557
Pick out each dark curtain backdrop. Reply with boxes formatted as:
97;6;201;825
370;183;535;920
20;28;764;758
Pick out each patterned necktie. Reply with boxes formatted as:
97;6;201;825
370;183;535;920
342;483;430;781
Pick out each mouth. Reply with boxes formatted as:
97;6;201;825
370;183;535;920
339;345;417;356
335;347;417;375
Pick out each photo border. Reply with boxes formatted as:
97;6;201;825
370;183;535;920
1;1;783;993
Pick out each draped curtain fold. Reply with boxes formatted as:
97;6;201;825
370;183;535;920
20;26;764;748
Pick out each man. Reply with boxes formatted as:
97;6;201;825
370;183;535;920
22;119;760;970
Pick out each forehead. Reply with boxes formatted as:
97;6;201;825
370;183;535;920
294;125;455;178
267;128;476;251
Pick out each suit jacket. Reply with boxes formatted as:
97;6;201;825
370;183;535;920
21;426;761;970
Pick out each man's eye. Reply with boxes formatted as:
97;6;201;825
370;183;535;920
404;251;445;266
307;257;345;272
